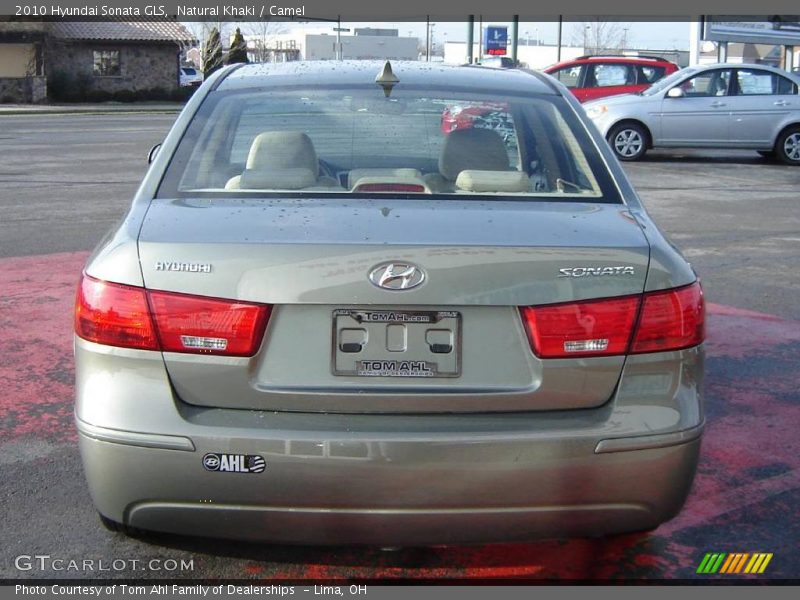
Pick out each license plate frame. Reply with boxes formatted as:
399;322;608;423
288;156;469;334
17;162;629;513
331;309;462;378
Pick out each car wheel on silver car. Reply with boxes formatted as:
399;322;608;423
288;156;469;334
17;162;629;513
608;122;648;161
776;126;800;165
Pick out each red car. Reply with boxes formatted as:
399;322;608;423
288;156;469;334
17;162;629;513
440;102;511;135
544;55;679;103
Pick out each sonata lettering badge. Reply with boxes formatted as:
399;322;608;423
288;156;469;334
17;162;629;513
558;266;635;277
202;453;265;474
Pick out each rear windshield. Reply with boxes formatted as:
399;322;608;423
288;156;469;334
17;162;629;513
158;86;621;203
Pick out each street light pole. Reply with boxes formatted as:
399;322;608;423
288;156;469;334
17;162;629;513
426;15;430;62
336;15;341;60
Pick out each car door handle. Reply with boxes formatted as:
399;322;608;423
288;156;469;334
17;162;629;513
774;100;790;107
710;101;726;108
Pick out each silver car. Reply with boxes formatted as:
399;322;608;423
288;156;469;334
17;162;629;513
584;63;800;164
75;61;705;545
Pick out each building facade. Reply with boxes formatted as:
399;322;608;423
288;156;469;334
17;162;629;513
0;21;195;103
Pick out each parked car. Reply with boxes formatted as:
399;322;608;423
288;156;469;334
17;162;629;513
478;55;517;68
75;61;705;545
179;66;203;87
544;55;679;102
584;63;800;164
440;101;516;146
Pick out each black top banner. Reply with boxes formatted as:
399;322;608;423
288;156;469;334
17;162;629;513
1;0;800;20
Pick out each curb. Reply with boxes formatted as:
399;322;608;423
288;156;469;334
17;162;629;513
0;105;184;116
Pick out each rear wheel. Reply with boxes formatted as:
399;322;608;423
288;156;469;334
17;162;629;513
608;123;648;161
776;126;800;165
757;150;776;159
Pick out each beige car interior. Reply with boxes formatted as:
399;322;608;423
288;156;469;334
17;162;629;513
225;128;530;194
225;131;339;191
424;128;528;193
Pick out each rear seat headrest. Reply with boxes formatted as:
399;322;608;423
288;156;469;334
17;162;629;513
237;168;317;190
246;131;319;175
439;128;510;181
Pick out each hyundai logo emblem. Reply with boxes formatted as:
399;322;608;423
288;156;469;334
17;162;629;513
202;453;221;470
369;262;425;290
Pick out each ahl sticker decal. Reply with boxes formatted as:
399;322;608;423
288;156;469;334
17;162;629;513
202;453;266;474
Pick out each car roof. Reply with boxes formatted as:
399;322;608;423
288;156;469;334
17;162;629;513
549;55;675;67
216;60;559;96
683;62;800;80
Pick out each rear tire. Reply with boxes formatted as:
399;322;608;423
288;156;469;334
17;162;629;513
775;126;800;165
608;123;648;162
757;150;776;159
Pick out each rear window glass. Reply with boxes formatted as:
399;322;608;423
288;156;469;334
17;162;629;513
158;86;620;202
591;64;634;87
549;66;582;88
736;69;798;95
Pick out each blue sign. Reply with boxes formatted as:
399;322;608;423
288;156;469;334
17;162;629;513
484;26;508;55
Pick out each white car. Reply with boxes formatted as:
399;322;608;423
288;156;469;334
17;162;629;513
584;63;800;164
180;66;203;87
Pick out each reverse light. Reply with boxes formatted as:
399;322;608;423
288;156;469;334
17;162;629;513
520;281;705;359
521;295;640;358
75;275;270;357
148;289;269;356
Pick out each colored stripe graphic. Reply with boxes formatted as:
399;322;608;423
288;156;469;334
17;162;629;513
697;553;726;574
699;553;773;574
719;554;739;573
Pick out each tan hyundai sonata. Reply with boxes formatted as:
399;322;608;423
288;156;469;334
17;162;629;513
74;61;705;545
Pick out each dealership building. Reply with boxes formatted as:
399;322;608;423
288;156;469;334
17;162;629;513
246;27;419;62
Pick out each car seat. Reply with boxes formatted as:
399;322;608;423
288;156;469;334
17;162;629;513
424;128;519;192
225;131;338;190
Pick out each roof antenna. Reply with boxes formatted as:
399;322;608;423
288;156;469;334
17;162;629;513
375;61;399;97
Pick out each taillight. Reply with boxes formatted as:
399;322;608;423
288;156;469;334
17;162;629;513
521;295;640;358
520;281;704;358
630;282;704;354
148;290;269;357
75;275;158;350
75;274;269;357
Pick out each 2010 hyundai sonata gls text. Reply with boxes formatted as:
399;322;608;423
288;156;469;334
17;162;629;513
75;61;705;545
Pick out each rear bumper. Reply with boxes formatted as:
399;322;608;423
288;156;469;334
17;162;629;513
75;339;704;545
77;419;701;545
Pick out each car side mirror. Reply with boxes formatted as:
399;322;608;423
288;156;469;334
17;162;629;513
148;143;161;164
666;87;685;99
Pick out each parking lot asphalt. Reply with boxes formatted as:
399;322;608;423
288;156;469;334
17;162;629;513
1;113;799;581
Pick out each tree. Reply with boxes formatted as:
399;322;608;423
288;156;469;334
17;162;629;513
571;19;632;54
227;27;249;64
202;26;224;76
245;20;287;63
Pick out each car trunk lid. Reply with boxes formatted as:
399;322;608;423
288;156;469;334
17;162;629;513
137;197;650;413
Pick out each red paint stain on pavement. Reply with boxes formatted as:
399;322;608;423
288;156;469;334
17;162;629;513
2;252;799;579
0;251;89;440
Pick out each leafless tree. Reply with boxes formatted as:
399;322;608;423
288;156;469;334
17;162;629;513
244;21;288;63
570;19;632;54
